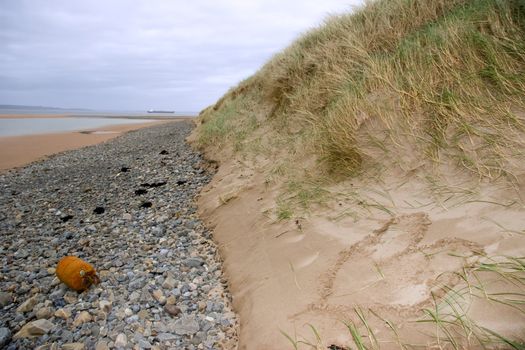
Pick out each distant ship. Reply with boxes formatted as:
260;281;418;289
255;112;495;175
147;110;175;114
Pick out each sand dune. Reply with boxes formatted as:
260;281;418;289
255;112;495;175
196;156;525;349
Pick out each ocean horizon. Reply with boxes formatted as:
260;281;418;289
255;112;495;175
0;106;198;117
0;117;158;137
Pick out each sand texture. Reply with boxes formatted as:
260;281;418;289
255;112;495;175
196;155;525;349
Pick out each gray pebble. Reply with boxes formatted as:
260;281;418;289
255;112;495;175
184;257;204;268
0;292;13;307
173;315;200;335
0;328;11;347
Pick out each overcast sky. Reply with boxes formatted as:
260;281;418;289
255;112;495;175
0;1;362;112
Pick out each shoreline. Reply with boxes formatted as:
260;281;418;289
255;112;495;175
0;120;174;172
0;113;196;120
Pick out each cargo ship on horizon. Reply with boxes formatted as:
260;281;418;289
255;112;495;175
147;110;175;113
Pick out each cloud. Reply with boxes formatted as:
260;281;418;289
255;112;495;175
0;0;362;111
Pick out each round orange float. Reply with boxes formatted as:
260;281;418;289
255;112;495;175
56;256;100;292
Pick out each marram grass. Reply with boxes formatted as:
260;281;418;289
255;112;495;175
196;0;525;182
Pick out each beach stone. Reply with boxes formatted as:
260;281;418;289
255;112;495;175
90;324;100;337
63;292;77;304
115;333;127;347
164;304;181;317
162;276;176;290
73;311;92;327
14;249;30;259
152;289;166;304
0;292;13;307
99;300;112;313
35;344;60;350
173;315;200;335
157;333;177;342
62;343;85;350
36;307;54;319
138;339;152;349
14;319;54;339
54;308;71;319
0;328;11;347
61;330;74;343
94;340;110;350
129;278;145;290
137;309;149;319
156;215;169;223
17;294;39;313
129;291;140;302
184;257;204;268
50;288;65;300
124;307;133;316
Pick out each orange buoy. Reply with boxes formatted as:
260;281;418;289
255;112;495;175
56;256;100;292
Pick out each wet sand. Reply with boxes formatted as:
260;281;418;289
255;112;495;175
0;120;175;171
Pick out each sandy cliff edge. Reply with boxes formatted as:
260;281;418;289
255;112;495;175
191;129;525;349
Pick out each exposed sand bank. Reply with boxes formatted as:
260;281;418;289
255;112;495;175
195;153;525;349
0;120;173;171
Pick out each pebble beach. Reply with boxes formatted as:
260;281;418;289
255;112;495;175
0;121;238;349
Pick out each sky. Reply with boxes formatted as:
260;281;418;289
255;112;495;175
0;1;362;112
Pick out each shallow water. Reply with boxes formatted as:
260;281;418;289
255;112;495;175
0;118;156;137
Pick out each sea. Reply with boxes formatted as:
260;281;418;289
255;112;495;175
0;108;197;137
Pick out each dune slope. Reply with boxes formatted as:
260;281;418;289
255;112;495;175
191;0;525;348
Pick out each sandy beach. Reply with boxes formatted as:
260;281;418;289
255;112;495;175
0;115;177;171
